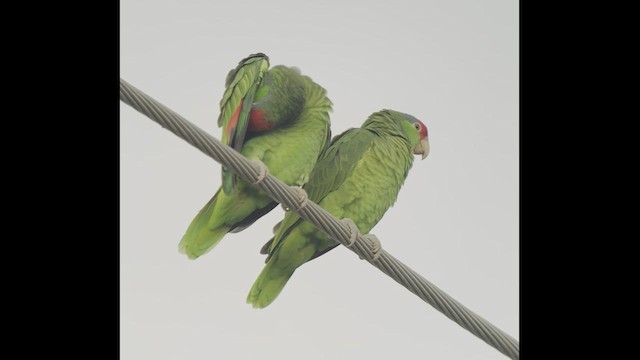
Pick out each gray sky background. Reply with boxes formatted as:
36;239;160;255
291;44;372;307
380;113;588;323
120;1;519;359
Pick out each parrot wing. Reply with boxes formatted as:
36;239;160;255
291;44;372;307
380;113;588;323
218;53;270;194
264;128;375;259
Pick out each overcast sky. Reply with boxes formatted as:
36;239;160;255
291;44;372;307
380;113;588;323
120;1;518;359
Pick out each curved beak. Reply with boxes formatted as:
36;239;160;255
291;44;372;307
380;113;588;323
413;138;430;160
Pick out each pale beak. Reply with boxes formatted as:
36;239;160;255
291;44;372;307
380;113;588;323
413;138;430;160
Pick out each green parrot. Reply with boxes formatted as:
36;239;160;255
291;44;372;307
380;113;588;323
179;53;333;259
247;109;430;308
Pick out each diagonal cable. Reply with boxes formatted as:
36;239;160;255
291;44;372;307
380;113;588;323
120;78;519;359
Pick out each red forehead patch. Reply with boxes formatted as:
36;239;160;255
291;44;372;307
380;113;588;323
417;119;428;138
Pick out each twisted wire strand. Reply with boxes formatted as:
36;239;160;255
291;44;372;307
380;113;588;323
120;78;519;359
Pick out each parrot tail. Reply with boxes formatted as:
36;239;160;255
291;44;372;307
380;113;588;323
246;259;296;309
178;191;232;260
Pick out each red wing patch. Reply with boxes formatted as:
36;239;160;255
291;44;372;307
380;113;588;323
225;100;243;141
248;109;273;132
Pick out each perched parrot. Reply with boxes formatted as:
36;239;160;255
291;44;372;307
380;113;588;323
247;109;430;308
179;53;333;259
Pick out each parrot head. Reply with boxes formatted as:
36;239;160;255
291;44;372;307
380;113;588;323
248;66;306;133
387;110;430;160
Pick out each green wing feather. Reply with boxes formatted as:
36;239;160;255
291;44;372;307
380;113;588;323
218;53;270;194
264;128;375;258
249;128;376;307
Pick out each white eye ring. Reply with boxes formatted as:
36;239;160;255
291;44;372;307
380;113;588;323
413;123;421;130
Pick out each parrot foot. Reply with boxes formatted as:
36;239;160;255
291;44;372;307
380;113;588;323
341;218;360;248
362;234;382;262
281;186;308;212
249;159;269;186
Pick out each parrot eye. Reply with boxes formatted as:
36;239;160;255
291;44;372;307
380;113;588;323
413;123;421;131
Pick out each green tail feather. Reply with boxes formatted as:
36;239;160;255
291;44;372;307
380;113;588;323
178;191;231;260
246;261;295;309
